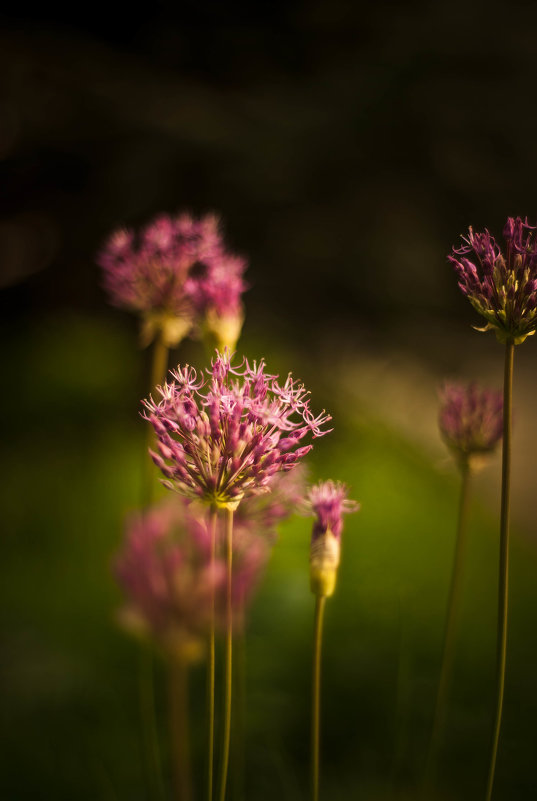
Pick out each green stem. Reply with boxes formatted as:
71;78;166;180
423;461;472;794
232;595;246;801
485;340;514;801
207;508;218;801
311;595;326;801
169;658;193;801
139;647;166;801
218;508;234;801
138;334;170;799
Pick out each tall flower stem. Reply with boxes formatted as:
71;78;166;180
311;595;326;801
232;596;246;801
169;657;193;801
423;461;472;793
207;507;218;801
485;340;514;801
218;507;234;801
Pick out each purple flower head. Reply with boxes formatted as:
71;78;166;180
143;351;331;509
185;249;248;352
438;382;503;468
97;212;246;348
306;480;359;541
115;497;269;658
448;216;537;344
115;498;221;660
305;480;359;598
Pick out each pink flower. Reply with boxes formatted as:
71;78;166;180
438;382;503;467
305;480;359;598
143;351;331;508
97;212;247;348
448;216;537;344
306;480;359;542
115;497;270;658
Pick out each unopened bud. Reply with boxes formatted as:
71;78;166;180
309;531;340;598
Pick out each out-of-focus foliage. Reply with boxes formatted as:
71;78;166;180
2;315;537;800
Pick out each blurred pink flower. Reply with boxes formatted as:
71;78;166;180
97;212;247;348
438;381;503;468
115;497;270;659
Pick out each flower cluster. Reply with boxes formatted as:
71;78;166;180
143;352;331;508
448;216;537;344
98;212;247;348
115;498;269;659
306;480;359;598
438;382;503;468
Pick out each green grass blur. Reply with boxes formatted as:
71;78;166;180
2;312;537;800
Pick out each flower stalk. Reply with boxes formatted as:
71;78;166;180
486;341;514;801
306;481;358;801
219;506;235;801
423;460;472;791
207;506;218;801
311;594;326;801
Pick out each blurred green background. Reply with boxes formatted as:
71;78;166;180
2;3;537;799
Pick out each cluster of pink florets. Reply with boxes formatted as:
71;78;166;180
115;497;270;658
306;480;359;541
143;351;332;507
438;382;503;463
98;212;247;346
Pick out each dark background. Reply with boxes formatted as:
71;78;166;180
2;3;537;800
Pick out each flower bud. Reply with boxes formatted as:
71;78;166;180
309;530;340;597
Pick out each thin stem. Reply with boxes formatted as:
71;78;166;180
232;595;246;801
485;340;514;801
218;508;234;801
139;647;166;801
423;462;472;794
169;658;193;801
207;508;218;801
311;595;326;801
138;333;170;799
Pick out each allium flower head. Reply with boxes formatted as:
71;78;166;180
438;382;503;468
97;212;247;348
185;251;247;352
115;498;269;659
305;480;359;598
448;216;537;344
143;352;331;509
